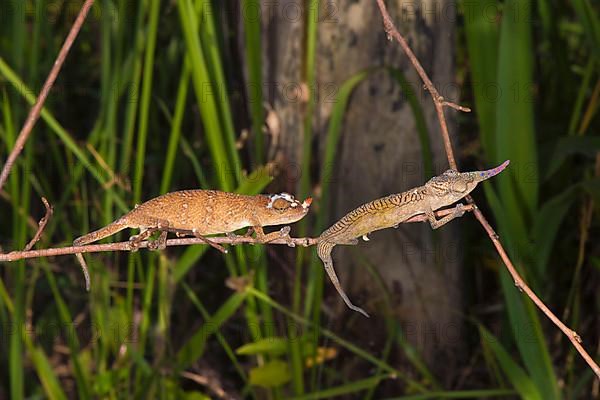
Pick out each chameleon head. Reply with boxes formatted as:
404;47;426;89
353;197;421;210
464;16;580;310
260;192;312;225
425;160;510;204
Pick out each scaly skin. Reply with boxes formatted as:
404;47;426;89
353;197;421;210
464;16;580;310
317;161;510;317
74;190;312;249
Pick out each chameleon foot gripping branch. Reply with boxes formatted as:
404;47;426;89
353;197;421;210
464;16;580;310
74;190;312;289
317;161;510;317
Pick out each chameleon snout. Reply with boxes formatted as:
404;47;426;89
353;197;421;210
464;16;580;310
302;197;312;209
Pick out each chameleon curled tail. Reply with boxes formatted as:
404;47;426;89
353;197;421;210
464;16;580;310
317;240;370;318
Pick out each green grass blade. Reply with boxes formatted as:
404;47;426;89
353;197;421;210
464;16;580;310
479;326;542;400
242;0;265;164
382;389;516;399
247;288;427;393
160;61;191;194
387;68;434;177
462;0;499;161
119;4;146;176
499;269;559;399
177;0;234;191
133;0;161;203
289;374;390;400
0;57;127;210
572;0;600;58
494;1;557;396
198;0;241;182
29;347;68;400
176;290;248;369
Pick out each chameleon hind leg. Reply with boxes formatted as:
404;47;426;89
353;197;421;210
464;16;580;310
129;228;155;251
148;231;168;250
316;240;369;318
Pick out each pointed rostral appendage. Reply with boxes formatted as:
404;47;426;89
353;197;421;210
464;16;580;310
316;160;510;317
472;160;510;182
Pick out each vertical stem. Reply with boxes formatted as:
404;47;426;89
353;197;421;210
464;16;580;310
133;0;161;203
242;0;265;165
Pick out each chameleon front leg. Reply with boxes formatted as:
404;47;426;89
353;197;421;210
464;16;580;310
148;231;168;250
425;203;465;229
253;225;295;247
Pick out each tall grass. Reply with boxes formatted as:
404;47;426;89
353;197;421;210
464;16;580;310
0;1;598;398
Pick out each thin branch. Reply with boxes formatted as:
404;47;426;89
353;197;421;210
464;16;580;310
0;0;96;192
374;0;600;380
0;205;475;262
472;206;600;377
375;0;470;170
180;371;238;400
24;197;53;251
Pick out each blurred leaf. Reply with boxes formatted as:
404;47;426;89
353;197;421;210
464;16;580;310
499;269;559;400
290;374;388;400
384;389;516;399
242;0;265;163
493;1;558;396
236;337;289;356
249;359;291;388
387;67;433;177
495;0;539;241
462;0;499;161
580;177;600;200
176;0;234;191
184;392;211;400
572;0;600;59
29;347;68;400
234;165;274;195
161;61;191;194
532;185;578;273
591;256;600;272
173;245;209;283
177;291;247;369
132;0;161;202
0;57;127;210
544;136;600;180
479;326;543;400
198;0;241;182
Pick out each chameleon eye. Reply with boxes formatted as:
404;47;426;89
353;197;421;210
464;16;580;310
272;198;291;210
452;180;469;193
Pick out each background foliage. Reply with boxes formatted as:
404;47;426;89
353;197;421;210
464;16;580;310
0;0;598;398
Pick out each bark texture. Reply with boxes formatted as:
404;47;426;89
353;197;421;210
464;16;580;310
261;0;464;377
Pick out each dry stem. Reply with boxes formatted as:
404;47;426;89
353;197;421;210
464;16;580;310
0;0;96;192
0;205;474;262
24;197;53;251
375;0;600;380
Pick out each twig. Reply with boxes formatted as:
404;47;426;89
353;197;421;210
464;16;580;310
375;0;469;171
0;0;96;192
24;197;53;251
374;0;600;379
0;205;475;262
180;371;238;400
472;206;599;377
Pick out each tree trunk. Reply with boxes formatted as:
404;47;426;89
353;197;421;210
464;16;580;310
261;0;464;378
